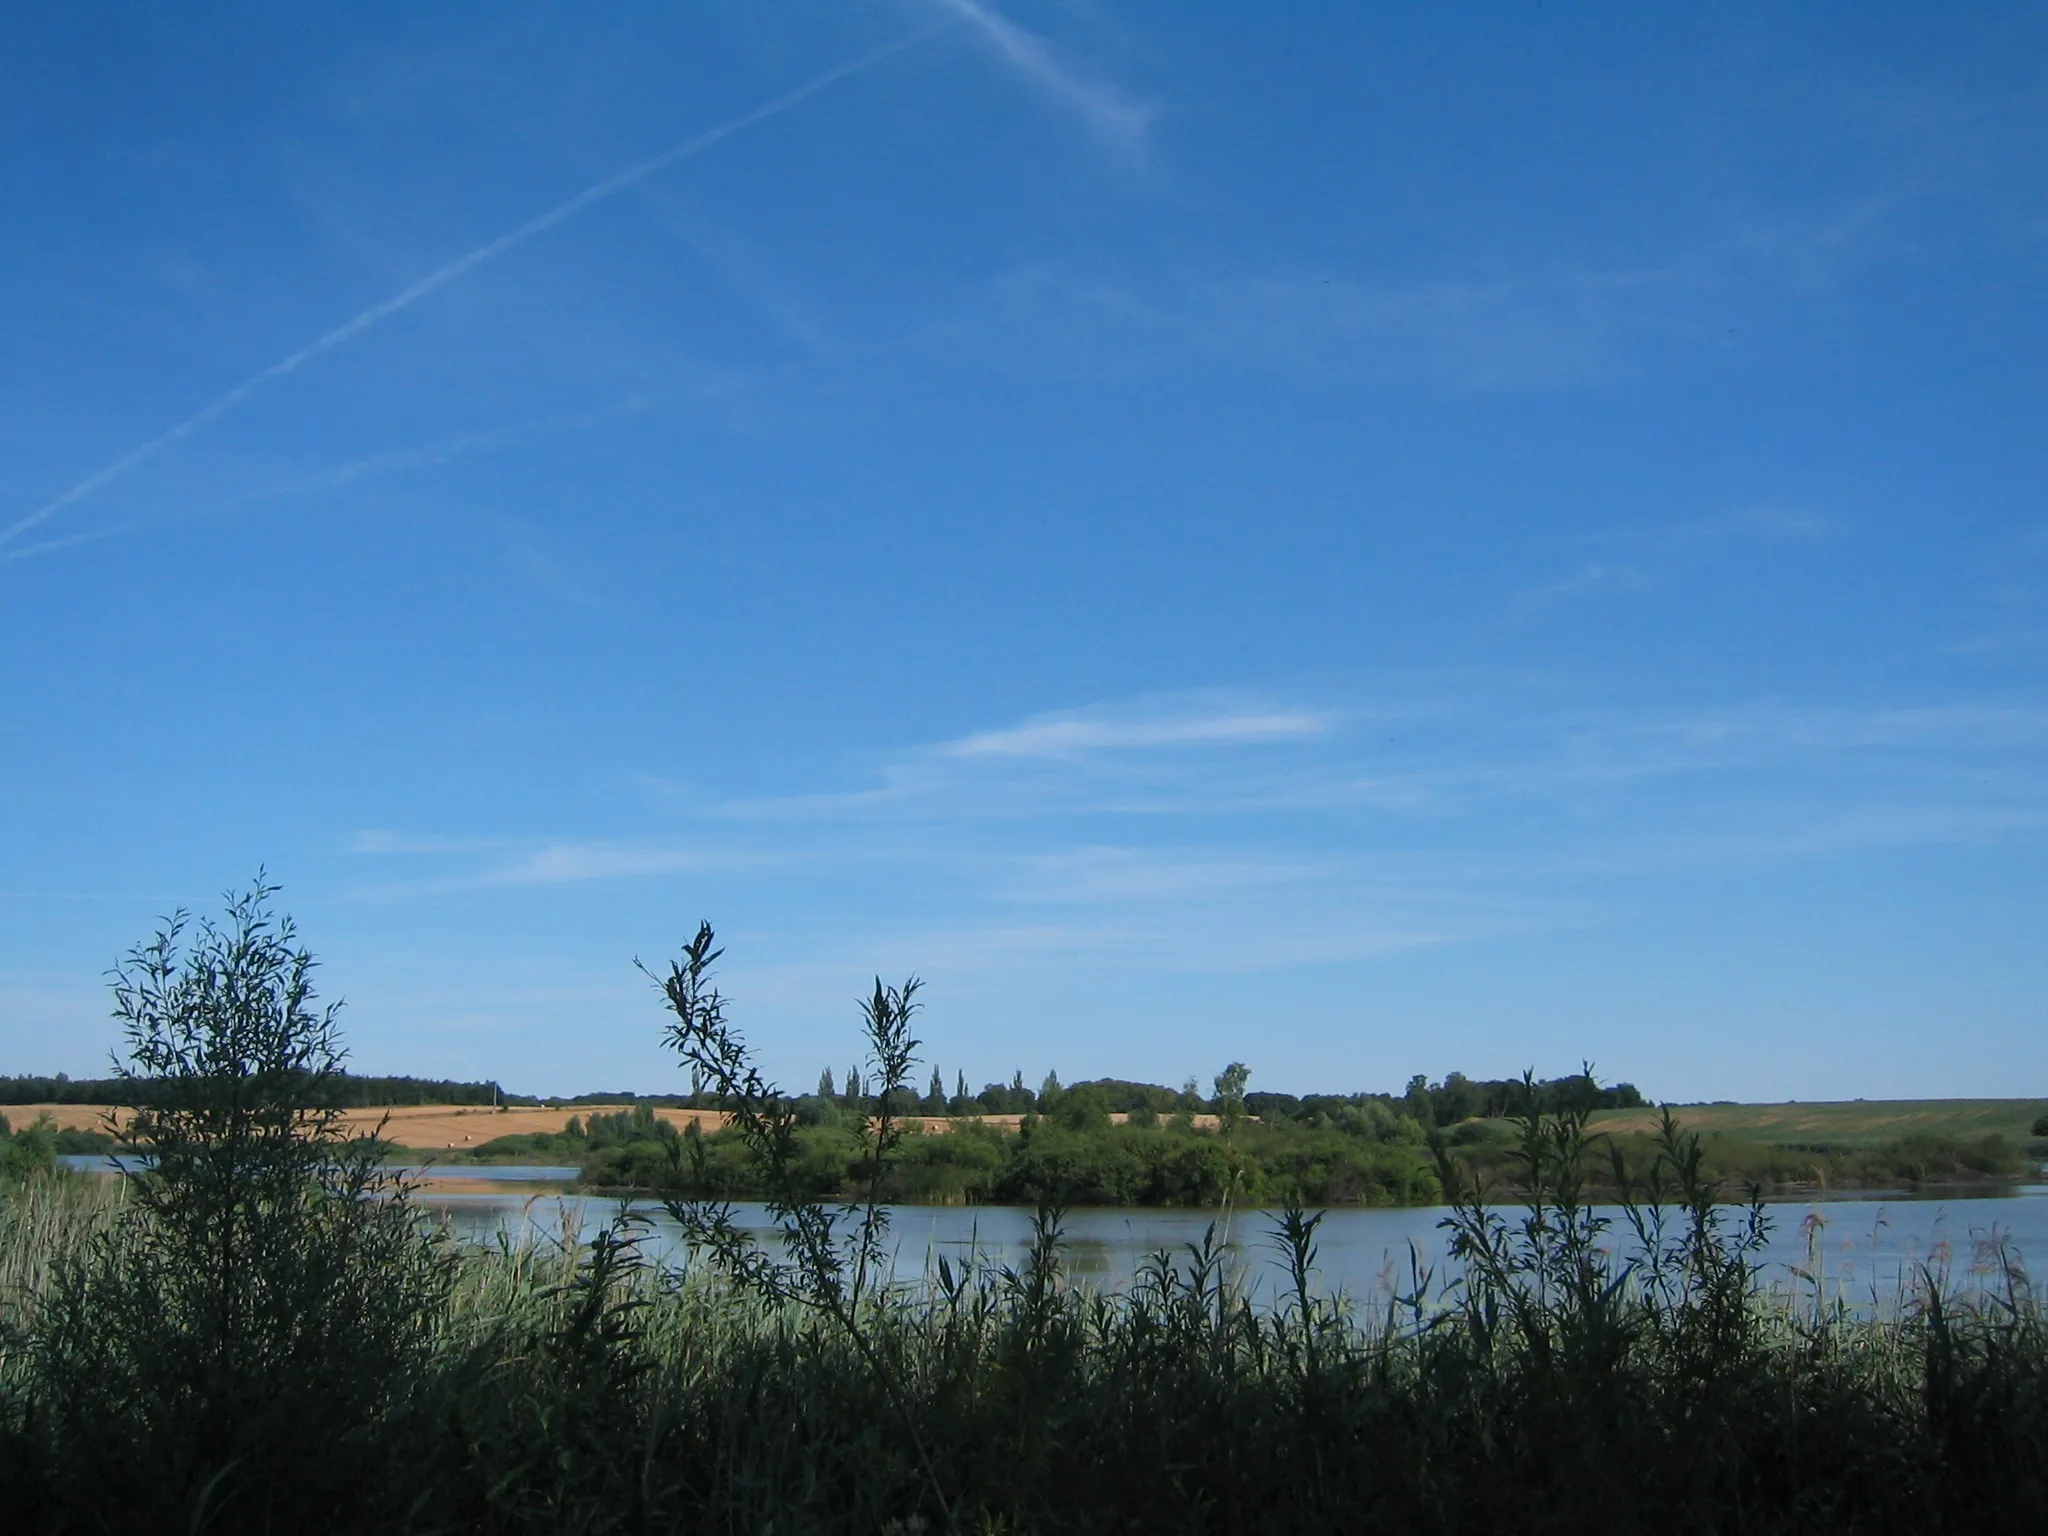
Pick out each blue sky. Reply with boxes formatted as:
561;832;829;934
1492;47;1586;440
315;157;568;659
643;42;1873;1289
3;3;2045;1102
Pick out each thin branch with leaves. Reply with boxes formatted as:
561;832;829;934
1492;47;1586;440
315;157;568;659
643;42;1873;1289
640;922;953;1528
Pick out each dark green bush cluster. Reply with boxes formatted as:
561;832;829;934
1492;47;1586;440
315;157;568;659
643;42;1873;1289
573;1111;2021;1209
0;1113;113;1181
0;1112;59;1182
579;1112;1441;1207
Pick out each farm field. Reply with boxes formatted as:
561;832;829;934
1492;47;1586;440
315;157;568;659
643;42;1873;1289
14;1101;1219;1153
9;1101;730;1149
1591;1098;2048;1148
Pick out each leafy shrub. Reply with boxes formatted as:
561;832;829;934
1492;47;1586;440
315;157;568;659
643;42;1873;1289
18;881;451;1532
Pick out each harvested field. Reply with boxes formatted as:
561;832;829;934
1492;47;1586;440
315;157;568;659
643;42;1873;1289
4;1103;128;1134
9;1101;1223;1150
1;1101;719;1146
344;1103;726;1150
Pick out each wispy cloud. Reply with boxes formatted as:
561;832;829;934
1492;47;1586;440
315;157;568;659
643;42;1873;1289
350;830;517;855
1003;845;1334;904
1527;561;1658;605
352;836;714;890
343;689;2048;966
0;26;941;554
701;687;2048;837
491;843;708;885
909;184;1916;394
945;701;1331;759
312;679;2048;1076
633;189;836;358
940;0;1154;166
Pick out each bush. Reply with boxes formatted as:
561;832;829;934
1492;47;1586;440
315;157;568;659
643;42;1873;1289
0;1113;59;1182
19;880;451;1532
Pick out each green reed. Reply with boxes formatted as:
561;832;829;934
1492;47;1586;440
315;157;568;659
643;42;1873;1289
1;1147;2044;1534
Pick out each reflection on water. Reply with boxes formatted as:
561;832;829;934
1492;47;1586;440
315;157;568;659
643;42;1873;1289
54;1157;2047;1309
412;1181;2048;1310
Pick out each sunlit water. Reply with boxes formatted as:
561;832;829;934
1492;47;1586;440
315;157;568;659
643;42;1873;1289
413;1174;2048;1311
58;1156;2045;1309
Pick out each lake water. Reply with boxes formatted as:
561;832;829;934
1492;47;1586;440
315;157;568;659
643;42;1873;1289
412;1174;2048;1310
56;1156;2044;1308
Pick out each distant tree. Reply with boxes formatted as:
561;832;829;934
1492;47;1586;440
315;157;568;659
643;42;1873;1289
819;1066;835;1098
1404;1074;1433;1125
1436;1071;1481;1125
925;1065;945;1113
1179;1076;1203;1110
1057;1083;1111;1132
847;1066;863;1103
978;1078;1031;1114
1213;1062;1251;1132
954;1069;968;1105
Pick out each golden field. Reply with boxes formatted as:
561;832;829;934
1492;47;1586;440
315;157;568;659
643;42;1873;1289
9;1101;1220;1149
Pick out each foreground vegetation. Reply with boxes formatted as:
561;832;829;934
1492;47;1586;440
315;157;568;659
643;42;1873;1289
4;1151;2044;1535
1;889;2043;1532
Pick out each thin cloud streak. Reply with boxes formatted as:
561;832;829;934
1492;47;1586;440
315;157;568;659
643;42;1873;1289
0;25;944;553
1526;561;1659;605
947;703;1331;759
940;0;1153;164
710;689;2048;832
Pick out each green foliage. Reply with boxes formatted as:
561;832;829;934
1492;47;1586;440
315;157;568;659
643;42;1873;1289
646;921;955;1523
12;880;452;1531
0;1112;60;1182
580;1110;1448;1206
1213;1060;1251;1132
578;1104;2033;1208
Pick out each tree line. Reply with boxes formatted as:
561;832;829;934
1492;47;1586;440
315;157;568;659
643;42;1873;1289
795;1063;1645;1126
0;1071;525;1108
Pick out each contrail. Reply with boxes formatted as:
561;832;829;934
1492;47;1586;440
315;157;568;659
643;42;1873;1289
0;24;941;552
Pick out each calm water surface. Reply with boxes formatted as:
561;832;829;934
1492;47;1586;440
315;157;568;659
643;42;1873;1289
60;1156;2043;1306
416;1175;2048;1308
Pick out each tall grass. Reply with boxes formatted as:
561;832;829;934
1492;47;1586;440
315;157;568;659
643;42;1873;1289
2;1122;2044;1532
